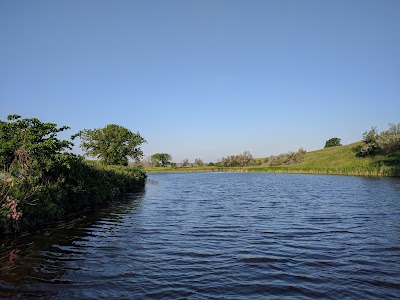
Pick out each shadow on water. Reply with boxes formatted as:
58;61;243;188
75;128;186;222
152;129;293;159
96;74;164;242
0;188;146;298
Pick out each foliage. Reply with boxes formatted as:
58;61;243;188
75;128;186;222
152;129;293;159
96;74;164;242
194;158;204;167
221;151;256;167
324;137;342;148
377;123;400;154
354;127;380;157
76;124;146;166
0;114;72;176
382;151;400;166
253;142;399;177
0;115;146;235
151;153;172;167
355;123;400;162
263;148;306;166
181;158;190;167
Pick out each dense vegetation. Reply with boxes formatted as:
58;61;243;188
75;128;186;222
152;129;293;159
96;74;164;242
353;123;400;160
0;115;146;235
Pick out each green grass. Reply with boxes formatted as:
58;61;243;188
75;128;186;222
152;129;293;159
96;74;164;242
249;142;399;176
145;142;400;177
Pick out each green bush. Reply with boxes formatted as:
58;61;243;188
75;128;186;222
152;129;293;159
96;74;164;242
0;115;146;235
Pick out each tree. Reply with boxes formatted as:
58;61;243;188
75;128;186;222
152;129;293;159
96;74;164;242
151;153;172;168
76;124;146;166
0;114;73;177
181;158;190;167
324;138;342;148
221;151;256;167
194;158;204;166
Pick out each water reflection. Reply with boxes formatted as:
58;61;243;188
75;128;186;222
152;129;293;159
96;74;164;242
0;190;145;298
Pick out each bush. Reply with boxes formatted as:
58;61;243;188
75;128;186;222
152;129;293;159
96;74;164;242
355;127;380;157
221;151;256;167
355;123;400;158
263;148;306;166
0;115;146;235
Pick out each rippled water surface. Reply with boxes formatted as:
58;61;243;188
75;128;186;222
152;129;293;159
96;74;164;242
1;173;400;299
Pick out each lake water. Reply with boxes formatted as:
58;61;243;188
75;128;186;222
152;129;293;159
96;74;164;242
1;172;400;299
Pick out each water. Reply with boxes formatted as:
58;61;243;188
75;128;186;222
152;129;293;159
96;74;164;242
1;172;400;299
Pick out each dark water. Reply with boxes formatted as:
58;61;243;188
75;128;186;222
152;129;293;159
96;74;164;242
1;173;400;299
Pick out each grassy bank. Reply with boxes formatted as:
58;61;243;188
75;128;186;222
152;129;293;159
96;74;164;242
145;142;400;177
248;142;399;176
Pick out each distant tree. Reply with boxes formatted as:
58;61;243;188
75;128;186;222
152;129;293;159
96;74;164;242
182;158;190;167
76;124;146;166
237;151;254;166
324;138;342;148
194;158;204;166
263;148;306;166
221;151;256;167
151;153;172;168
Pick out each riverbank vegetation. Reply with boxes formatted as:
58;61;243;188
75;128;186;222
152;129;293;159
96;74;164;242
144;123;400;177
0;115;146;235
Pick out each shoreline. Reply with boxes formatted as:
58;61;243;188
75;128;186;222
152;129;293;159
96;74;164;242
145;166;400;177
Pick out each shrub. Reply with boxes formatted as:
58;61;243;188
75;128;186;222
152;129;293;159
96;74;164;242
263;148;306;166
0;115;146;235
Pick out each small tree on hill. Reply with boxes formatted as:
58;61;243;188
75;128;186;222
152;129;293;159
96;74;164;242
76;124;146;166
324;137;342;148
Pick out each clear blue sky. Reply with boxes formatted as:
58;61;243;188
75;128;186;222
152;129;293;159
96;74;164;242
1;0;399;162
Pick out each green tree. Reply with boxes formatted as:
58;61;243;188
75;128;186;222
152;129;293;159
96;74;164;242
0;114;73;178
76;124;146;166
151;153;172;167
324;137;342;148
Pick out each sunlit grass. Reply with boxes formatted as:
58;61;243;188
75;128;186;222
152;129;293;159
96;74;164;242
144;142;399;177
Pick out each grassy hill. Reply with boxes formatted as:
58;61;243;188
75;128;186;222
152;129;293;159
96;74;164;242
146;142;399;177
248;142;398;176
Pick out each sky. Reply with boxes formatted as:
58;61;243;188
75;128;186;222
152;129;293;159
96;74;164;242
1;0;399;162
